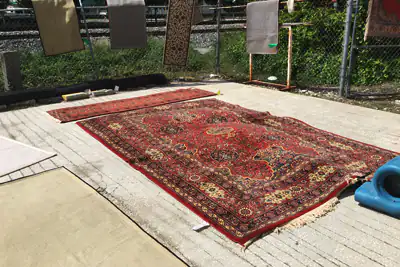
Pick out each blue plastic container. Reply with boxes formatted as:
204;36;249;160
355;156;400;218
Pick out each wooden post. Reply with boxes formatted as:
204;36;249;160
249;54;253;81
0;51;22;91
215;0;222;74
286;26;293;88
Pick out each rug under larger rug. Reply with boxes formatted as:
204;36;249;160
77;99;397;245
47;88;216;123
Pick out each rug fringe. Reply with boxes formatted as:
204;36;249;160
243;179;359;248
273;177;358;234
274;197;340;233
242;197;340;249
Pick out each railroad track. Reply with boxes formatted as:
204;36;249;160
0;21;246;40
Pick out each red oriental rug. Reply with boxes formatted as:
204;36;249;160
365;0;400;39
77;99;397;245
47;88;216;123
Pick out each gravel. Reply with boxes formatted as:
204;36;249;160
0;36;43;53
0;22;243;52
0;32;218;53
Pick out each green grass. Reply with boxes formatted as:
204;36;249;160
3;38;216;90
1;20;399;92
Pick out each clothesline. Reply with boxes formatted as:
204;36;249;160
280;22;312;27
242;22;312;30
0;1;302;12
209;0;304;10
28;0;309;73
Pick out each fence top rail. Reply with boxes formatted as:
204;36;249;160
208;0;304;10
0;5;220;12
354;45;400;49
0;8;32;11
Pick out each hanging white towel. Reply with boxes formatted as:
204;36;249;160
288;0;295;13
246;0;280;55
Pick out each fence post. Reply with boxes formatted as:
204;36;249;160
215;0;222;75
78;0;99;80
346;0;360;97
339;0;354;97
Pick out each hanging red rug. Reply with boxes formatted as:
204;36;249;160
77;99;397;245
47;88;216;123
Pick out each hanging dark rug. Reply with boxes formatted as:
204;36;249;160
163;0;195;66
77;99;397;245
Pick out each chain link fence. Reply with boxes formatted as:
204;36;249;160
0;0;399;97
0;2;237;91
344;0;400;97
219;1;348;88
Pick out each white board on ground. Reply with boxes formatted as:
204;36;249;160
0;136;56;177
